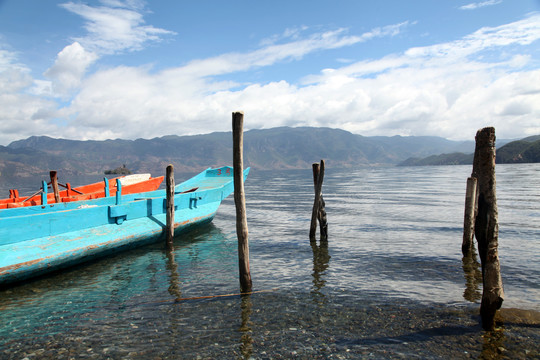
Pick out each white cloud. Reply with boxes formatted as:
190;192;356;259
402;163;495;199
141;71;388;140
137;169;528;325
295;14;540;139
180;28;363;78
56;13;540;142
260;25;310;46
0;48;60;145
49;22;414;140
361;21;413;41
100;0;145;10
60;0;175;55
2;12;540;145
459;0;503;11
43;0;174;99
44;42;98;97
0;48;18;71
179;22;413;79
0;0;175;144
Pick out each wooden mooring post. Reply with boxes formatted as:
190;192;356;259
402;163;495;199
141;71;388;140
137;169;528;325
166;164;175;249
462;176;477;255
471;127;504;331
49;171;61;203
310;160;327;241
232;111;252;293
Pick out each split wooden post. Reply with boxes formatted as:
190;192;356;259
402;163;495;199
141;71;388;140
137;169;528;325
472;127;504;331
310;160;326;241
462;176;477;255
232;111;252;293
49;171;61;203
166;164;175;249
311;161;328;241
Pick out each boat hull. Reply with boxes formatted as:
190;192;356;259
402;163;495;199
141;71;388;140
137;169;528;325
1;203;218;286
0;166;247;287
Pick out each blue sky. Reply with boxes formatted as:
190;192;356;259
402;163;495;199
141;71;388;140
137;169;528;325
0;0;539;145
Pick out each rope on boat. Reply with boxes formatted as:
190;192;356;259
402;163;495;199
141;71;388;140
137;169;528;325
21;182;86;203
56;182;84;195
21;189;43;203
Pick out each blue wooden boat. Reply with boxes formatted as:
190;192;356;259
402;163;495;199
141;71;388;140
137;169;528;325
0;166;249;286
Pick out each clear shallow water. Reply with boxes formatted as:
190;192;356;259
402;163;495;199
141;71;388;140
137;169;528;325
0;164;539;359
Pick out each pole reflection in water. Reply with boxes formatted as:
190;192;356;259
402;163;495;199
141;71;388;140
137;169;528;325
310;239;331;304
462;245;482;303
239;294;253;359
165;247;182;300
481;327;507;359
463;243;510;359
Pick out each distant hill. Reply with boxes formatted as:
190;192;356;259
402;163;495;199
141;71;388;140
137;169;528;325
495;135;540;163
398;135;540;166
1;127;476;177
0;145;79;177
399;152;474;166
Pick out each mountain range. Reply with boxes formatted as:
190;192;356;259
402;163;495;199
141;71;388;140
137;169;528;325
0;126;529;178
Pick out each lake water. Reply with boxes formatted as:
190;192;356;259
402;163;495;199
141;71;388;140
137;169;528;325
0;164;539;359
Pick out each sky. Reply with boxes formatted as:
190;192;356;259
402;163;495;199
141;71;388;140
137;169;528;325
0;0;539;145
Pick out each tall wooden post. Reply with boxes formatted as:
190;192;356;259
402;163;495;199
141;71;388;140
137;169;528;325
472;127;503;330
310;160;326;241
49;171;61;203
232;111;252;293
166;164;175;249
311;161;328;241
462;176;477;255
